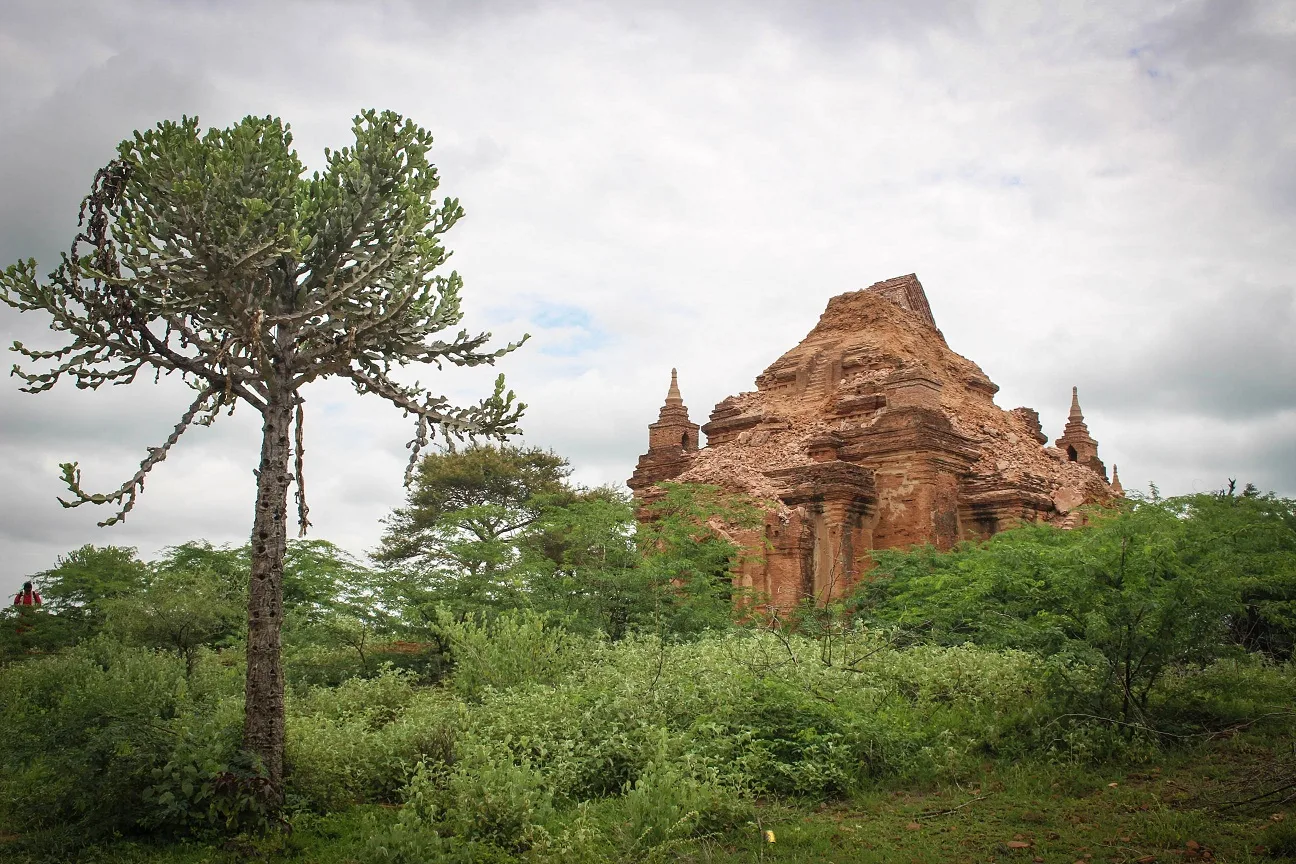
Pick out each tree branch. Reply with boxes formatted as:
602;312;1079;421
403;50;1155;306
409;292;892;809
340;366;524;485
294;400;311;537
57;383;224;526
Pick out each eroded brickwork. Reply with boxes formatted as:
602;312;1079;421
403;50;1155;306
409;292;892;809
629;275;1118;612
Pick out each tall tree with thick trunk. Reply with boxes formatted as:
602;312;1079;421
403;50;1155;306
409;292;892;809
0;110;526;797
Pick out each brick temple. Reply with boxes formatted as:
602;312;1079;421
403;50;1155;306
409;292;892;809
628;274;1120;611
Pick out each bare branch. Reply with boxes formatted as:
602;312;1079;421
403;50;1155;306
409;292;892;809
56;383;223;526
294;400;311;537
132;312;267;412
341;366;524;485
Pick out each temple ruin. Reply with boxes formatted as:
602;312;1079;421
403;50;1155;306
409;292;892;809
628;274;1120;612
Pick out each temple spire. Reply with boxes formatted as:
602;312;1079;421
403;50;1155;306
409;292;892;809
1111;464;1124;496
628;367;701;493
1055;385;1107;480
665;367;682;406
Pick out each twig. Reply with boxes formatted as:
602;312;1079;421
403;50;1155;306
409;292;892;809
1098;841;1148;863
1217;780;1296;810
918;792;993;817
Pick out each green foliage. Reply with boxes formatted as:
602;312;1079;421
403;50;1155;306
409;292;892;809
283;540;387;628
151;542;249;594
104;565;243;676
2;108;529;802
379;444;572;551
3;539;403;677
34;543;151;612
1192;487;1296;660
616;736;750;852
455;630;1047;802
1267;814;1296;857
634;483;765;636
284;670;461;811
0;545;150;659
516;486;643;638
2;111;526;449
377;444;757;640
377;444;573;620
139;698;249;832
423;739;555;850
280;541;404;683
7;477;1293;862
0;639;242;843
856;492;1296;723
3;620;1292;861
433;607;583;700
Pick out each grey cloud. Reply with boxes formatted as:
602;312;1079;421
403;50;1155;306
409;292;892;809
1097;282;1296;420
1133;0;1296;210
0;53;211;270
3;0;1295;595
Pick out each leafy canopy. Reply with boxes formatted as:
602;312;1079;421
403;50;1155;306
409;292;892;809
856;489;1296;722
1;110;526;528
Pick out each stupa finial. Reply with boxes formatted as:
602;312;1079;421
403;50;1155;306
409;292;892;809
665;368;682;406
1069;386;1084;423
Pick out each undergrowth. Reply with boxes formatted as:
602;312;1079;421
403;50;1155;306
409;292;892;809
3;618;1292;861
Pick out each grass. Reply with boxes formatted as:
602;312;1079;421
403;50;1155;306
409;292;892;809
6;734;1292;864
688;744;1292;864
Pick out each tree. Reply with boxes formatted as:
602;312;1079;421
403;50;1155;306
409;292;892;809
1;545;151;657
97;542;247;677
104;565;243;677
281;539;383;629
280;540;397;678
376;443;571;618
1190;485;1296;660
856;494;1266;723
633;483;764;637
1;111;526;798
33;544;150;613
516;486;642;637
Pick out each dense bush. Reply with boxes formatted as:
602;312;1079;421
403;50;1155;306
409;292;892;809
455;631;1050;800
0;639;242;841
5;483;1293;862
857;491;1296;723
433;607;585;700
4;614;1293;860
285;670;462;811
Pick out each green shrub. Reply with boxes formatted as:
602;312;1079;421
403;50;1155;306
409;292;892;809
436;739;555;850
858;491;1296;724
358;811;513;864
139;695;245;831
369;737;557;859
435;607;583;700
1151;657;1296;733
285;670;463;810
442;630;1047;803
0;639;241;842
1265;815;1296;858
617;736;750;852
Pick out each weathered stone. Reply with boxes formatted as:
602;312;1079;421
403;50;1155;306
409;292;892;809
1009;407;1049;444
1054;386;1107;479
628;274;1118;612
627;367;700;493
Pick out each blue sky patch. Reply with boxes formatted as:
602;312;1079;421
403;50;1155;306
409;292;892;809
529;301;606;358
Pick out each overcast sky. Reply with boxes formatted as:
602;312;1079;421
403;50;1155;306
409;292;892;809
2;0;1293;593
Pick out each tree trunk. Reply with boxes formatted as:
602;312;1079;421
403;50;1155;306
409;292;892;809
244;396;293;796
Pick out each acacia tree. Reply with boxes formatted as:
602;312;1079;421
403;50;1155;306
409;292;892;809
375;443;571;615
0;111;526;796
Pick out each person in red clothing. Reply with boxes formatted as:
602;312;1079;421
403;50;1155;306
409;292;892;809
12;581;41;607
